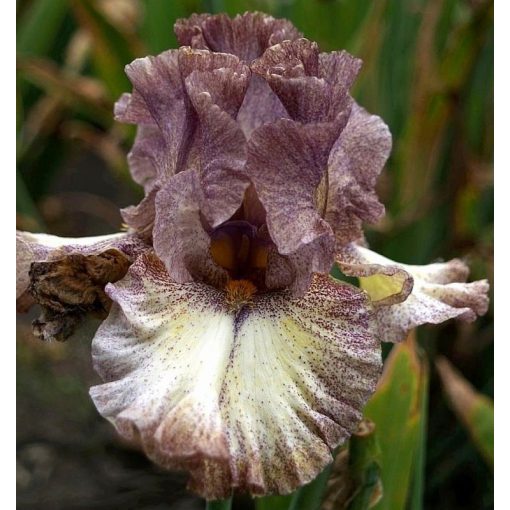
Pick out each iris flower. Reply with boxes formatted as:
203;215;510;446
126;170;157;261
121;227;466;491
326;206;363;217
16;12;489;500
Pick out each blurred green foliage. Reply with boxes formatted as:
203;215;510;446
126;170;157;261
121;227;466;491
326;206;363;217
16;1;493;509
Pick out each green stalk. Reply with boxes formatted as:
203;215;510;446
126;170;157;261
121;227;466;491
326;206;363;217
409;351;429;510
288;461;334;510
205;498;232;510
347;420;383;510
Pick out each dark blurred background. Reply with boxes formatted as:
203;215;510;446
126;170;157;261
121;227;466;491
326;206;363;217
16;1;493;509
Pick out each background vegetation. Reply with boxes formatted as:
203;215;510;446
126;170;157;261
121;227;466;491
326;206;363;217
16;1;493;509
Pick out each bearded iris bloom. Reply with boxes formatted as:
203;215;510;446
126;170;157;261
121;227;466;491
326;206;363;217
16;12;489;501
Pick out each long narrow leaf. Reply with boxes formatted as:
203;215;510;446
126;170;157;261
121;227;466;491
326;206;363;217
436;357;493;467
140;0;186;53
255;494;293;510
363;334;428;510
17;57;111;125
409;346;430;510
17;0;68;56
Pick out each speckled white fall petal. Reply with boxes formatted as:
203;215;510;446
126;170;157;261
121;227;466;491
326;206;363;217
336;243;489;343
89;252;381;499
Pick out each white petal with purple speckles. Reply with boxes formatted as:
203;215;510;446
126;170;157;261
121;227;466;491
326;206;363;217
90;253;381;499
336;243;490;343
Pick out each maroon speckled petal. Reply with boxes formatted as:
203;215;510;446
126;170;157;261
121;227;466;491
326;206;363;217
117;47;254;240
117;48;249;184
325;103;391;245
115;49;191;183
244;40;362;293
174;12;301;63
153;169;228;288
184;64;251;227
125;125;165;192
90;252;381;499
245;118;344;293
252;40;361;123
121;187;158;239
175;12;301;136
337;244;490;343
236;75;288;137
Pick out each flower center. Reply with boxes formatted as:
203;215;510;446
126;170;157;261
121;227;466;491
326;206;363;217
225;279;257;311
210;220;268;289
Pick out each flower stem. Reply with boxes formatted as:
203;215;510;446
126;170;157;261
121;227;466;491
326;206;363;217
205;498;232;510
287;461;334;510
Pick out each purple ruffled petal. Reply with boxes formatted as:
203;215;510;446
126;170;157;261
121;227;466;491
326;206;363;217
174;12;301;63
184;64;251;227
153;169;228;288
243;39;363;292
325;103;391;245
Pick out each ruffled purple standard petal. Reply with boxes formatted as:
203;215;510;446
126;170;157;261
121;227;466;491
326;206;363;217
153;169;228;288
246;40;361;293
120;187;158;240
115;50;190;183
125;125;165;192
246;118;338;287
174;12;301;63
16;231;149;341
325;103;391;245
118;49;246;181
252;40;360;123
114;51;183;187
184;64;251;227
90;252;381;499
118;48;252;239
175;12;301;137
237;75;290;137
336;244;490;343
114;53;189;235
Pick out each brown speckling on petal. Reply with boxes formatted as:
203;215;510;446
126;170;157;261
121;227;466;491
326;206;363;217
325;103;391;246
244;39;362;293
90;253;381;499
111;15;391;296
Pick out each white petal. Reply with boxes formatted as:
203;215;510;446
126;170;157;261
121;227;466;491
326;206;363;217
337;243;489;343
90;253;381;499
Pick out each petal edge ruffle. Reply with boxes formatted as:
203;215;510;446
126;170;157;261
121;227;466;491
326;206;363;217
336;244;489;343
90;252;381;498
